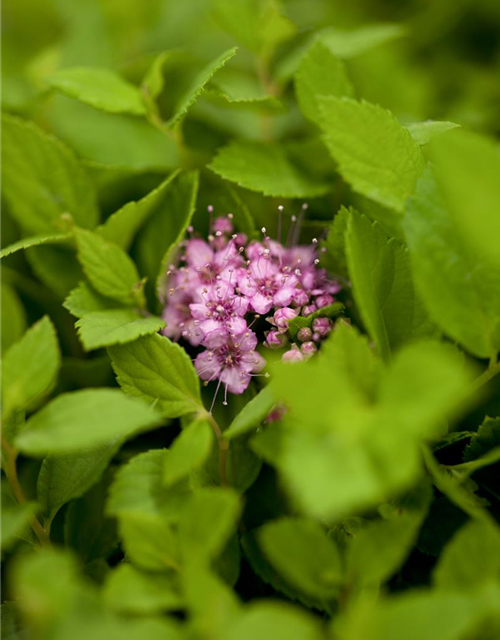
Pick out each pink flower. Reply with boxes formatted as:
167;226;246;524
282;345;304;362
238;256;298;314
195;329;266;398
271;307;298;330
189;282;248;336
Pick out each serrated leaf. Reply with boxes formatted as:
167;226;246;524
406;120;459;145
1;316;60;421
404;167;500;358
345;212;437;360
163;419;213;486
430;129;500;267
76;310;165;351
1;114;99;234
47;67;146;115
63;281;122;319
103;564;182;615
258;517;343;599
319;97;425;213
109;332;202;418
75;228;142;305
166;47;238;128
319;23;406;58
433;519;500;590
96;171;180;250
464;416;500;462
209;140;331;198
178;488;240;563
15;389;162;455
0;233;71;259
295;39;354;124
212;0;296;57
224;386;275;440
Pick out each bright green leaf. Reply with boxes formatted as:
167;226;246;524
224;602;323;640
63;281;122;319
319;23;406;58
1;283;27;352
163;419;214;486
224;386;275;440
75;310;165;351
0;233;71;259
406;120;459;146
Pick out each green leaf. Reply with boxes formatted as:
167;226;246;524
319;97;425;213
163;419;214;486
430;129;500;267
224;386;275;440
224;602;323;640
321;205;350;279
209;140;331;198
1;316;60;421
15;389;162;455
211;0;296;57
345;513;422;587
119;512;180;571
75;310;165;351
26;244;83;298
47;67;147;115
0;233;71;259
96;171;180;250
258;517;343;599
433;519;500;591
1;483;37;551
103;563;182;615
319;23;406;58
166;47;238;128
109;333;202;418
295;39;354;124
345;212;437;360
464;416;500;462
404;167;500;358
141;51;171;104
74;228;142;305
288;303;345;340
1;114;99;234
37;443;120;522
178;488;240;564
1;283;27;352
63;281;122;318
406;120;460;146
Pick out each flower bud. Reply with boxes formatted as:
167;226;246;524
315;294;334;309
265;330;287;349
273;307;298;329
302;304;317;316
312;317;332;337
293;290;309;306
301;341;317;356
297;327;313;342
282;346;304;362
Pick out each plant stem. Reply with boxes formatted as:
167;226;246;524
1;435;52;548
467;358;500;398
204;412;229;487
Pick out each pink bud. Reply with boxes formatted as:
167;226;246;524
301;341;317;356
302;304;317;316
312;317;332;337
273;307;298;329
265;330;287;349
293;290;309;306
282;346;304;362
297;327;313;342
315;294;334;309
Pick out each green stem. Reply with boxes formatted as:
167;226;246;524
1;435;52;548
467;359;500;398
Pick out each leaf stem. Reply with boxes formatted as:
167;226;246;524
1;435;52;548
467;358;500;398
204;412;229;487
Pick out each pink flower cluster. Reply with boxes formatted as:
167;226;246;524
162;207;341;408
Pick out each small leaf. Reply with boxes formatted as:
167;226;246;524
209;140;330;198
319;97;425;213
1;484;37;551
319;23;406;58
321;205;350;279
406;120;459;146
404;167;500;358
345;211;437;360
15;389;162;455
47;67;147;115
258;517;343;599
109;333;202;418
295;39;354;124
166;47;238;128
163;419;214;486
76;310;165;351
103;564;182;615
75;228;142;305
142;51;171;103
0;233;71;259
63;281;122;319
464;416;500;462
224;386;275;440
37;443;121;522
1;316;60;421
1;283;27;352
1;114;99;234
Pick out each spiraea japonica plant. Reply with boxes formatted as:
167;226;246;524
1;1;500;639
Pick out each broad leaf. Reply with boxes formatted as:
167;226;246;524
345;211;436;360
76;310;165;351
74;229;142;305
319;97;425;213
63;281;122;318
1;114;99;234
404;167;500;358
47;67;147;115
109;333;202;418
1;316;60;421
224;386;275;440
15;389;163;455
224;602;323;640
163;419;214;486
295;39;354;124
209;140;330;198
0;233;71;259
